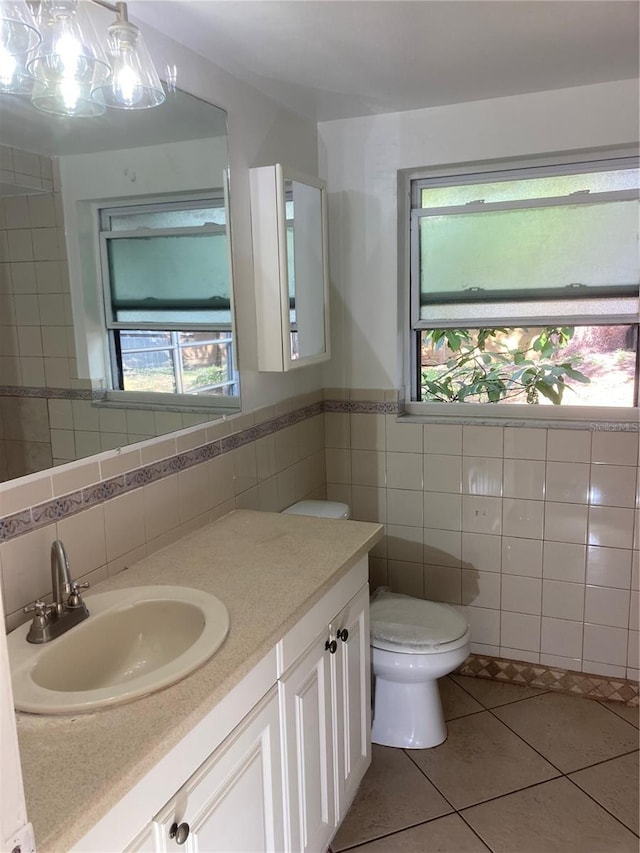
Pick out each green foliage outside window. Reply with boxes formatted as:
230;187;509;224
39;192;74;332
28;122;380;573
421;327;590;404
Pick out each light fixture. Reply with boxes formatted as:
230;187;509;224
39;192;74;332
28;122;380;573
0;0;165;117
92;3;164;109
0;44;36;93
0;1;40;54
0;0;40;91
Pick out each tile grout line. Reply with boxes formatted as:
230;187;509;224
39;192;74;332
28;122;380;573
331;813;467;853
448;672;552;710
484;703;575;776
596;697;640;729
485;700;639;774
564;768;640;840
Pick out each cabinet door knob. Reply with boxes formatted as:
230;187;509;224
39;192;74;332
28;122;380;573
325;639;337;654
337;628;349;642
169;822;190;845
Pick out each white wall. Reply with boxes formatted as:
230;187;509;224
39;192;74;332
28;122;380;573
318;78;640;391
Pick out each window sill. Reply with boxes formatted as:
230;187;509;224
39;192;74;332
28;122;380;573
402;401;639;431
94;390;241;416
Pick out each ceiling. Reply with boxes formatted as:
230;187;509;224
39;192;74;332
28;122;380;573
132;0;640;123
0;84;227;158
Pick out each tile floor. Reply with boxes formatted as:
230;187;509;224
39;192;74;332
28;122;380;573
332;675;639;852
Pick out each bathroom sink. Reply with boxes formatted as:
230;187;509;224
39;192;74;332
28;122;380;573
8;585;230;715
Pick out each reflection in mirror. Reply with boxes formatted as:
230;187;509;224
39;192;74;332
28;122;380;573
0;84;237;483
286;179;326;361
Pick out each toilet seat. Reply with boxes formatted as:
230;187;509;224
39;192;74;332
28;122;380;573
370;593;469;654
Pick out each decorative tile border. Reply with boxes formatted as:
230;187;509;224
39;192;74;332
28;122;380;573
457;653;639;707
3;393;633;545
0;400;326;543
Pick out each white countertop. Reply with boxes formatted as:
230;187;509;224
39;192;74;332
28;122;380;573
16;510;382;852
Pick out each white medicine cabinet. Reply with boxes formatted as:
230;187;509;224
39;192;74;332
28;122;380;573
250;164;330;371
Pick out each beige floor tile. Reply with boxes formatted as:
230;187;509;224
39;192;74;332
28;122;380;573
408;711;558;809
451;674;547;708
600;700;640;729
338;814;490;852
462;777;639;853
440;676;484;720
569;751;640;835
331;745;452;851
494;692;639;773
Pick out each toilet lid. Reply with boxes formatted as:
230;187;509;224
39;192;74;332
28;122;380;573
282;500;350;519
370;592;468;650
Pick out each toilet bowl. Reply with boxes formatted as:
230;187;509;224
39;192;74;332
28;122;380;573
281;501;470;749
370;592;470;749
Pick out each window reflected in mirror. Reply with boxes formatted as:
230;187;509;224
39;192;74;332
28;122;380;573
0;84;238;482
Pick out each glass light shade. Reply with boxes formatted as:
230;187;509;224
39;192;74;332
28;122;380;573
0;48;35;93
27;0;110;87
31;77;106;116
0;0;40;55
92;19;164;109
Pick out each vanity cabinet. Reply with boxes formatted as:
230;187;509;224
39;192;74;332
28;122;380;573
151;688;284;852
280;583;370;853
82;555;372;853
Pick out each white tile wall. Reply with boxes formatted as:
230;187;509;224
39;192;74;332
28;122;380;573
326;397;639;680
2;381;638;684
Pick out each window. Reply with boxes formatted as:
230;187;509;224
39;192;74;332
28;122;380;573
99;198;238;400
409;156;639;407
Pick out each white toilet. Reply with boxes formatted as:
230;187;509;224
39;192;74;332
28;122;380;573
369;591;470;749
281;500;471;750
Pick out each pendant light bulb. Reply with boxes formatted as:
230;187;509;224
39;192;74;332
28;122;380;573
0;0;40;55
28;0;110;116
92;14;165;110
29;0;110;81
0;45;35;93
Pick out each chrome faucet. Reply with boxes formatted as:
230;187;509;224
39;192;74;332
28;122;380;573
23;540;90;643
51;539;72;615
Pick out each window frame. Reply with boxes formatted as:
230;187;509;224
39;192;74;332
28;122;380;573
98;196;239;406
404;151;640;413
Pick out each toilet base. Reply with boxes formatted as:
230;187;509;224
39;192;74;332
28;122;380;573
371;677;447;749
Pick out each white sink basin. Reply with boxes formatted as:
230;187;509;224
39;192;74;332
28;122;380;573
8;586;230;715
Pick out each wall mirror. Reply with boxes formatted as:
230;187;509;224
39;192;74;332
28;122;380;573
0;83;238;483
250;164;330;372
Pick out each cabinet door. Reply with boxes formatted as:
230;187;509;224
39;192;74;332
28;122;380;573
153;687;284;853
280;632;335;853
331;583;371;821
123;823;155;852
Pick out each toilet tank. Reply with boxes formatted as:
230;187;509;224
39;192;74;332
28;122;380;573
282;500;351;519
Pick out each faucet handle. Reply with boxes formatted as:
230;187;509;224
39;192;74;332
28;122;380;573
67;581;90;609
24;599;55;643
24;599;50;615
